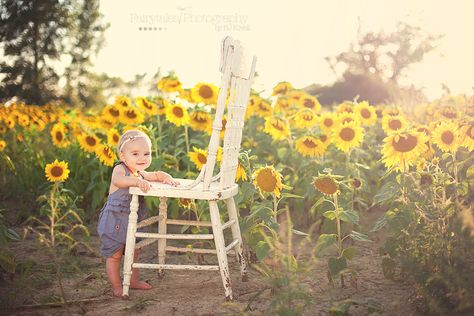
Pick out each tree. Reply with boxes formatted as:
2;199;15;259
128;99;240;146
326;22;441;83
0;0;107;105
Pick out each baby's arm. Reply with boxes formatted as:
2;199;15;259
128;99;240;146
142;171;180;186
111;165;151;192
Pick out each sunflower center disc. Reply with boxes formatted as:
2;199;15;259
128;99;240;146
51;166;64;177
361;108;371;119
392;134;418;152
199;85;213;99
340;127;355;141
441;131;454;145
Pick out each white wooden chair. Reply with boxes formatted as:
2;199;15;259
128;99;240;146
122;36;257;301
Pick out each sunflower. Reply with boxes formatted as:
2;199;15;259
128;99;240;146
252;166;283;197
382;115;407;134
0;140;6;151
336;102;354;114
165;103;190;127
188;147;208;170
332;121;364;152
102;104;121;123
18;114;29;127
219;116;227;139
272;82;293;96
319;112;337;133
191;82;219;105
459;121;474;151
98;117;115;130
436;106;459;121
78;133;100;153
432;121;459;153
96;144;117;167
155;96;169;116
274;97;290;114
30;118;46;131
319;133;331;147
264;116;290;140
189;110;212;134
120;107;145;125
115;96;132;110
157;76;182;93
381;130;428;171
354;101;377;126
135;97;158;115
287;90;306;106
337;112;358;125
50;123;70;148
107;128;121;147
178;198;194;210
295;136;326;157
294;108;319;129
254;99;273;118
0;124;6;134
313;175;339;196
5;116;15;129
179;89;194;103
45;159;70;182
299;95;321;113
382;106;403;117
235;163;248;182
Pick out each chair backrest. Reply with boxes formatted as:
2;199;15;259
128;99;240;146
202;37;257;190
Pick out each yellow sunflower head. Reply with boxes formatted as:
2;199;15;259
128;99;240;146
319;112;338;133
165;103;190;127
381;130;428;172
188;147;208;170
459;120;474;151
120;107;145;125
337;112;359;126
332;121;364;153
263;116;291;141
115;96;131;109
157;76;183;93
294;108;319;129
382;115;407;134
254;99;273;118
354;101;377;126
313;175;339;196
50;123;70;148
45;159;70;182
189;110;212;134
179;89;194;103
432;120;459;153
102;104;121;123
272;81;293;96
96;144;117;167
78;133;100;153
298;95;321;113
295;136;326;157
274;97;290;114
287;90;306;106
0;139;6;151
191;82;219;105
107;128;121;147
135;97;158;115
252;166;283;198
336;102;354;114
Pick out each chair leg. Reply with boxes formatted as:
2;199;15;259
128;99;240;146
209;201;233;301
123;194;139;297
226;197;248;281
158;197;167;278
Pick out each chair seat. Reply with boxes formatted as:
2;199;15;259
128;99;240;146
129;179;238;200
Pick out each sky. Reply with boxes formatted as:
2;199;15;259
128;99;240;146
94;0;474;100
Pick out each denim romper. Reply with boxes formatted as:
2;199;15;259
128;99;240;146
97;161;147;257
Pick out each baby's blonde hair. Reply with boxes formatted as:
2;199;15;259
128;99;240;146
117;129;152;154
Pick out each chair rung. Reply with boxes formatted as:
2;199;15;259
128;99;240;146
137;215;164;228
133;263;219;271
135;238;157;249
135;232;214;240
221;219;236;230
166;219;212;227
166;245;217;254
225;239;240;252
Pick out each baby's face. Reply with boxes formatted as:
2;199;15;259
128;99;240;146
120;138;152;173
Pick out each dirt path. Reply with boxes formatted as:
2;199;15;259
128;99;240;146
1;211;420;315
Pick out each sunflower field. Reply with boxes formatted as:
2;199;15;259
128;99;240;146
1;76;474;314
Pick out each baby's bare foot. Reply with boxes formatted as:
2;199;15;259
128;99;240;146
130;280;152;290
112;287;123;297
